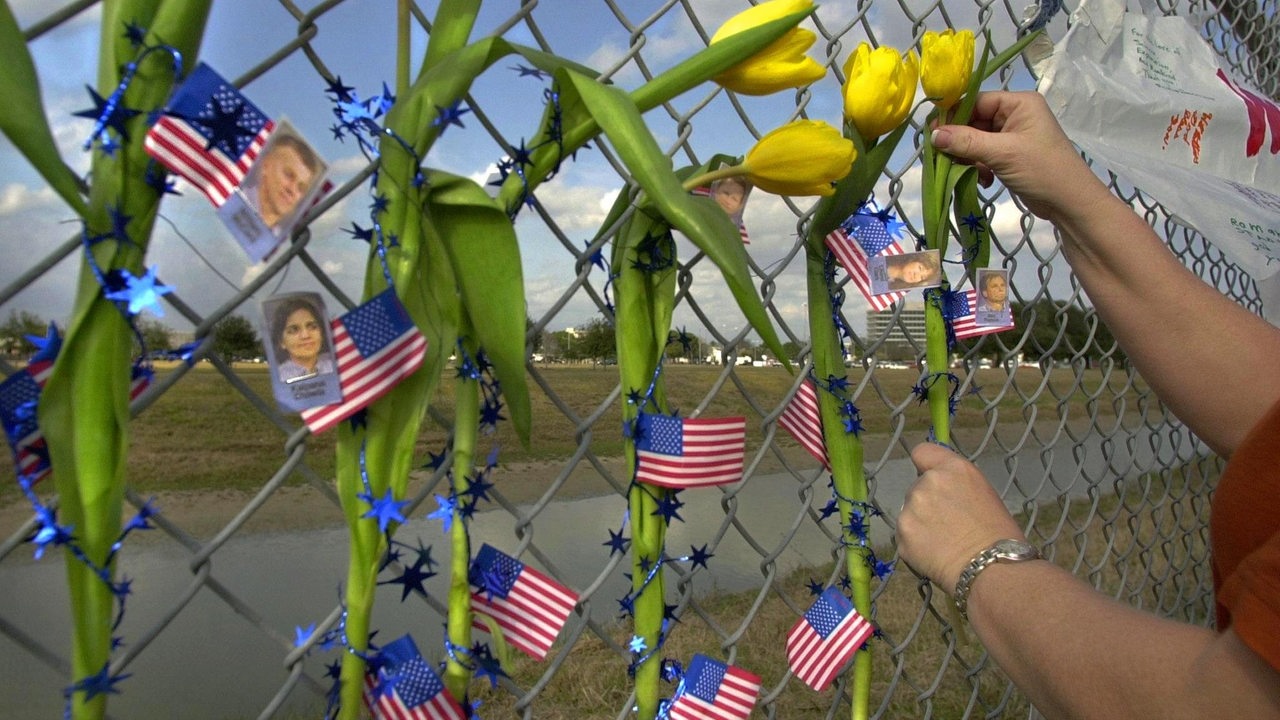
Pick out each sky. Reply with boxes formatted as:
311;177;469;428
0;0;1070;348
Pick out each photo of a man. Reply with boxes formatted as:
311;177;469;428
240;128;323;234
217;119;327;263
975;268;1013;327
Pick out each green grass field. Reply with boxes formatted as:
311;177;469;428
2;361;1153;502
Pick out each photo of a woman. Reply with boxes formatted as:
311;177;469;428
874;249;942;292
268;294;335;383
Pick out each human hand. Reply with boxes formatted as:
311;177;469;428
897;443;1026;592
930;91;1106;221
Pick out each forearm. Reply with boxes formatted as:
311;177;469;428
1048;187;1280;456
965;560;1258;720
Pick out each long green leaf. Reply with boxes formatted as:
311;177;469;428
424;169;532;445
0;1;87;215
561;69;789;367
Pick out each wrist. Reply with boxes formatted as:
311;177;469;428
953;538;1042;619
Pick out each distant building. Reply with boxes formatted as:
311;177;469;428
865;301;926;360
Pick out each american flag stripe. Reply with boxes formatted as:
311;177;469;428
785;604;872;691
635;416;746;489
825;227;906;311
471;568;577;660
669;665;761;720
952;289;1015;340
777;379;829;470
144;119;273;207
363;665;465;720
299;319;427;435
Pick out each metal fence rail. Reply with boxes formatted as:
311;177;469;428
1;0;1273;717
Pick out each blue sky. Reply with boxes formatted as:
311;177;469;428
0;0;1065;343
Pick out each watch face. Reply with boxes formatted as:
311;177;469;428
994;539;1039;560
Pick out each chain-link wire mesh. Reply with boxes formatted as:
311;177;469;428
1;0;1275;717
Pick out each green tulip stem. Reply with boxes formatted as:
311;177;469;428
682;164;748;191
805;254;873;720
444;347;480;702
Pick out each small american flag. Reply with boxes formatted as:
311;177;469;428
825;226;906;311
946;289;1015;341
777;379;829;471
786;587;873;691
364;634;465;720
470;544;578;661
634;412;746;489
668;654;761;720
300;289;427;434
144;63;273;208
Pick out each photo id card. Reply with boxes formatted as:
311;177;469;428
261;292;343;412
219;119;329;263
975;268;1014;327
868;249;943;295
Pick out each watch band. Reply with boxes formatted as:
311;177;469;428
953;539;1041;619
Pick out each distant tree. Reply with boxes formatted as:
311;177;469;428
137;318;173;354
0;310;48;357
578;317;616;361
781;339;805;364
212;315;263;361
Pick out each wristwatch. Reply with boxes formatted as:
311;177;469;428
953;539;1042;619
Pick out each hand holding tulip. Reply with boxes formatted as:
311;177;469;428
897;443;1026;592
930;91;1107;222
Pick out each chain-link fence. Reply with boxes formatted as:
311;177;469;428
1;0;1275;718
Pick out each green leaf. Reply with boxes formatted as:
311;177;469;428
952;166;988;286
560;69;789;368
423;169;532;445
421;0;480;72
0;1;86;215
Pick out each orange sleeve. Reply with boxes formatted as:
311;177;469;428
1219;530;1280;673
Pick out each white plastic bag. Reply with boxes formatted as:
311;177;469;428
1037;0;1280;317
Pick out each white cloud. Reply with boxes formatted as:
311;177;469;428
0;183;60;215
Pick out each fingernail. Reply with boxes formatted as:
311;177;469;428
931;128;951;148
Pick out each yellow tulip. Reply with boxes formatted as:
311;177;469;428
743;120;856;196
711;0;825;95
920;29;975;109
842;43;919;140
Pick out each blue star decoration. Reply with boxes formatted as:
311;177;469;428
189;94;256;155
603;528;630;556
628;635;647;654
294;623;316;649
471;642;508;689
360;488;410;533
67;664;131;703
433;100;470;132
807;579;824;596
103;266;173;317
651;493;685;524
74;86;141;145
427;494;456;531
961;212;986;234
512;64;549;79
687;544;713;570
379;551;437;601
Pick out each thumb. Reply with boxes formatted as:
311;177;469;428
910;441;958;473
930;125;993;165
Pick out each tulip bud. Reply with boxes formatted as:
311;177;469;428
920;29;975;109
744;120;856;196
711;0;825;95
842;43;919;140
